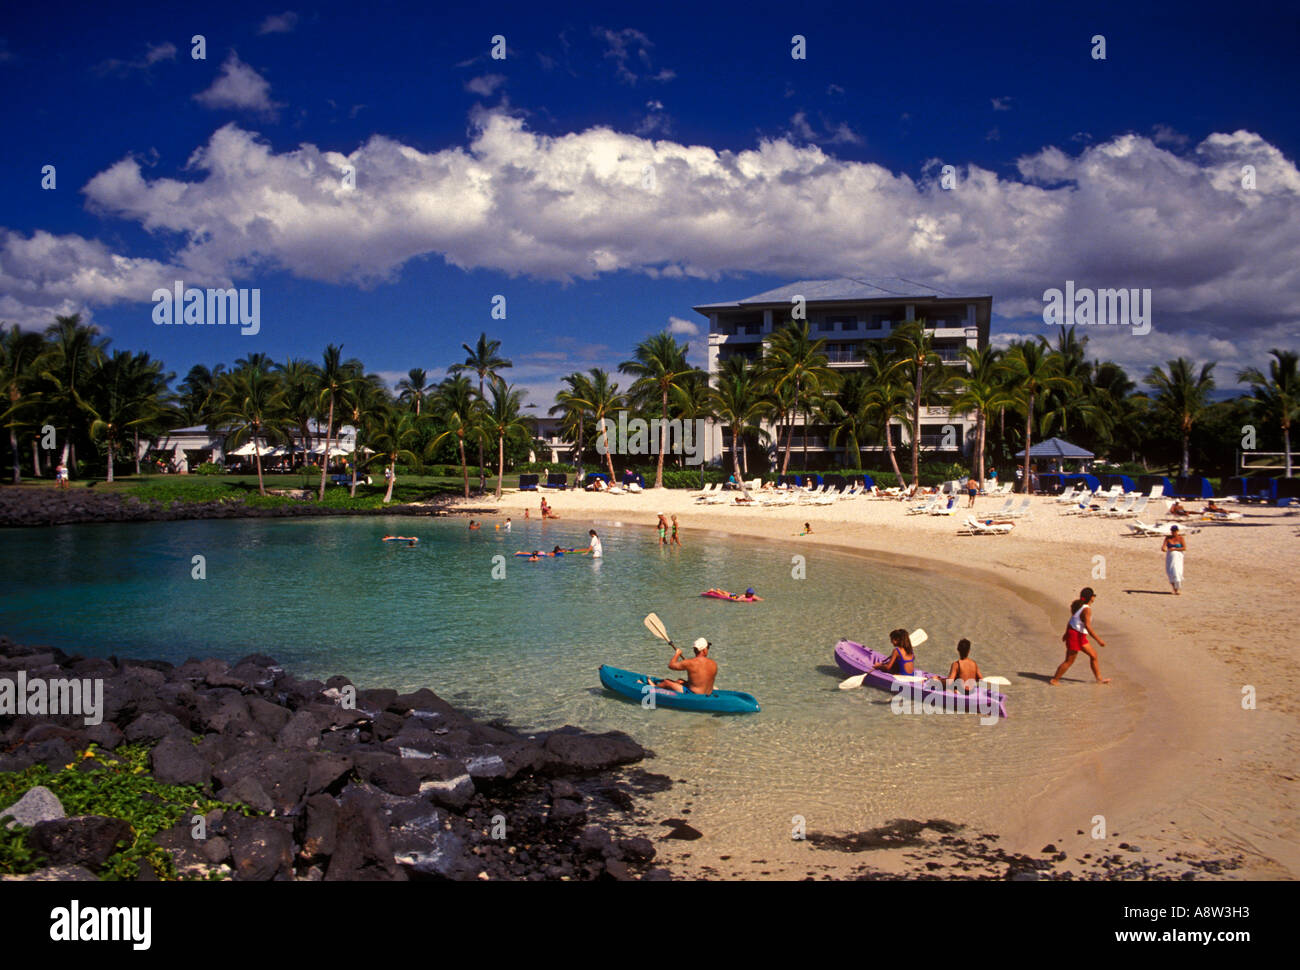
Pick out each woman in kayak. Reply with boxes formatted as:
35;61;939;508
1050;587;1110;685
872;629;916;677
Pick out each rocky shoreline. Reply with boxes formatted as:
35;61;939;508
0;486;469;528
0;638;673;881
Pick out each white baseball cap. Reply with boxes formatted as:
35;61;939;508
693;637;710;651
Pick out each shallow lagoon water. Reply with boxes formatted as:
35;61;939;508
0;515;1136;851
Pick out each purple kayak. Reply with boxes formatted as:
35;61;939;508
834;639;1008;718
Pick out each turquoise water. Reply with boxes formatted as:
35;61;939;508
0;516;1136;855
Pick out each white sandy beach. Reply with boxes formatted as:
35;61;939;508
449;484;1300;880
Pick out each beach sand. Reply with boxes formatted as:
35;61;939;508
450;484;1299;880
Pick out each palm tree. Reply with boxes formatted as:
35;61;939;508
760;321;836;475
861;342;911;488
886;320;945;486
337;366;387;497
0;324;46;483
823;372;872;469
315;345;349;500
1239;349;1299;478
430;375;478;498
949;346;1012;485
1037;326;1112;448
708;358;769;495
668;370;711;470
84;351;174;483
569;369;625;482
550;371;595;469
619;332;696;488
37;314;107;474
368;406;421;503
275;358;321;473
1001;339;1077;491
397;368;432;416
450;334;511;492
234;352;275;374
482;378;531;500
215;367;288;496
177;363;228;427
1144;358;1216;477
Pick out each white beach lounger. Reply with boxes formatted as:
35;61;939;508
958;515;1014;535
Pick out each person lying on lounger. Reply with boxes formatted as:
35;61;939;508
1168;500;1191;517
647;638;717;695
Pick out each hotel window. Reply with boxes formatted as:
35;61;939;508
866;313;891;330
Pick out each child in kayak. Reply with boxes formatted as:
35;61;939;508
648;638;717;696
873;629;916;676
941;639;982;693
1050;587;1110;685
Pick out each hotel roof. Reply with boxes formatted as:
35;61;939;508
694;276;988;311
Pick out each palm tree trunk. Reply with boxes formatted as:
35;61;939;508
32;437;42;477
802;405;809;471
384;459;396;503
10;428;20;484
1181;425;1191;477
732;422;751;499
911;376;922;487
602;416;618;482
477;376;486;492
459;436;469;498
1285;424;1293;478
105;440;114;484
1022;398;1034;494
254;439;266;496
654;389;667;488
884;423;906;488
132;430;141;476
975;412;987;485
317;397;335;500
496;435;504;500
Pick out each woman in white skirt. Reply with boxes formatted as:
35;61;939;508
1162;525;1186;595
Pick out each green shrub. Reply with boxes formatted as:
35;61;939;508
195;462;224;476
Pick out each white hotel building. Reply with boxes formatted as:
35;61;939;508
694;278;992;471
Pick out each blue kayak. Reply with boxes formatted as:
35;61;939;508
598;665;760;714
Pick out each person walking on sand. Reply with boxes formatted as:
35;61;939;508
1162;525;1186;595
670;515;682;547
1050;587;1110;685
966;476;979;508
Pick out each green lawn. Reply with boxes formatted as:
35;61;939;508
8;472;510;509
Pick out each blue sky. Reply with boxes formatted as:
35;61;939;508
2;0;1297;405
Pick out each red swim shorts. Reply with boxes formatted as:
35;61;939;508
1065;627;1088;653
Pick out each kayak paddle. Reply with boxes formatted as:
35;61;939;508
982;676;1011;687
838;628;928;690
643;612;676;650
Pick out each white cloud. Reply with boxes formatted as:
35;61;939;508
193;52;282;117
1;114;1282;385
465;74;506;97
595;26;673;85
93;41;177;77
991;96;1012;111
258;12;300;35
1151;123;1189;148
667;316;699;336
0;229;197;331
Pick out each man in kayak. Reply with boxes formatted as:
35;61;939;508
649;638;717;695
941;639;982;693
